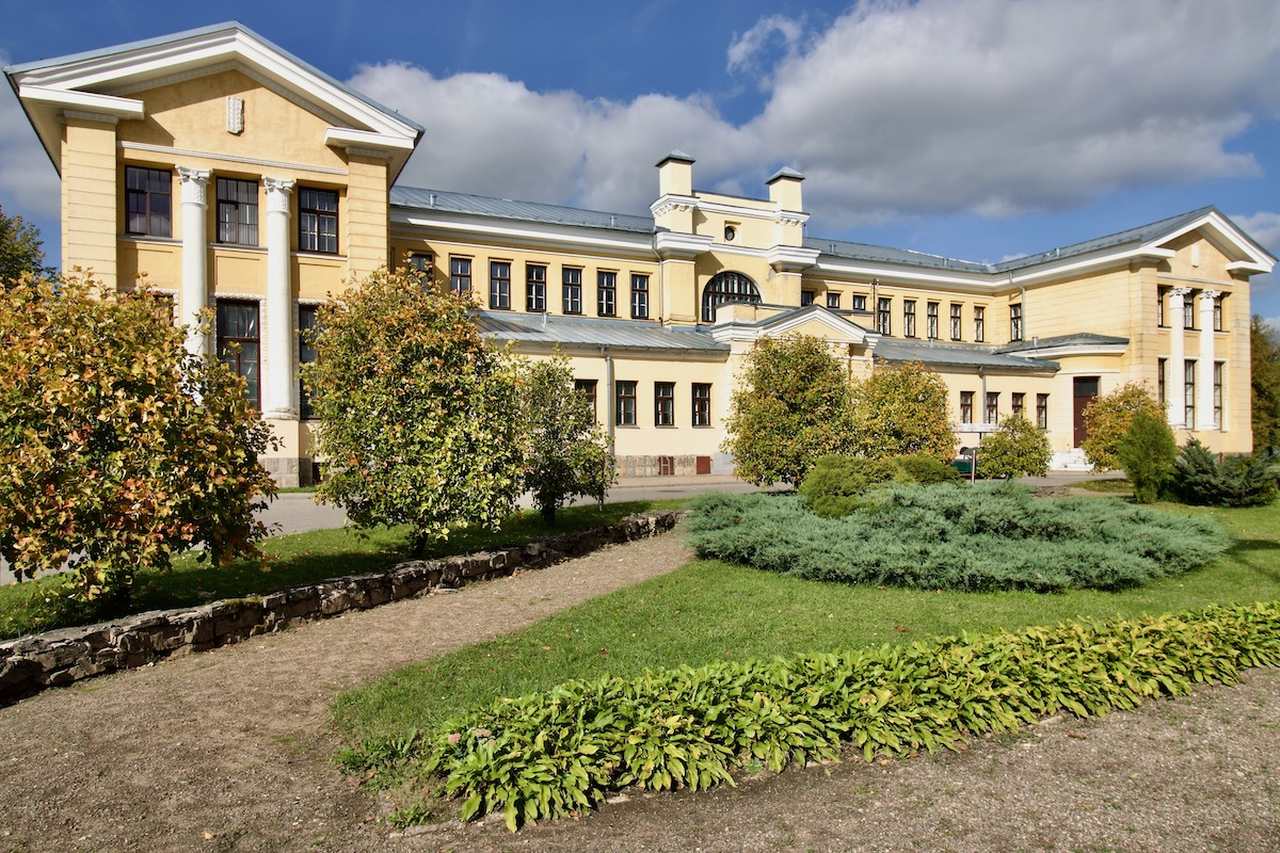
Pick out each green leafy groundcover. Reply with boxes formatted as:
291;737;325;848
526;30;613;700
688;484;1230;592
345;601;1280;831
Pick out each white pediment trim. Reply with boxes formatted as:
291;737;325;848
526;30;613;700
1142;211;1275;274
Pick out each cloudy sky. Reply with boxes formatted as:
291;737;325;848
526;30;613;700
3;0;1279;321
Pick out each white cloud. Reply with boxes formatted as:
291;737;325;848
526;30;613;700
0;51;60;220
726;14;807;86
1232;211;1280;252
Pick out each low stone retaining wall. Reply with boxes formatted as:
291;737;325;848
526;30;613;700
0;511;681;708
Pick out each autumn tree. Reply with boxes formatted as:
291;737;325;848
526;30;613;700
1251;316;1280;451
978;415;1051;479
849;361;955;460
0;204;47;286
1081;383;1164;471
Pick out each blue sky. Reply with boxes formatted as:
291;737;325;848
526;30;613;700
3;0;1279;320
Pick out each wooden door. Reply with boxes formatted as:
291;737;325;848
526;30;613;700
1073;377;1100;447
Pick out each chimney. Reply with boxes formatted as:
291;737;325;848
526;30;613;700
766;166;804;211
655;150;695;197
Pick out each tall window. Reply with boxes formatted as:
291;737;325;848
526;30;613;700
597;271;617;316
851;294;867;311
124;166;171;237
526;264;546;312
1213;361;1224;427
903;299;917;338
1011;392;1025;419
985;391;999;424
801;290;816;307
960;390;974;423
974;306;985;342
926;301;939;339
216;300;260;410
692;383;711;427
1213;295;1224;332
1036;393;1049;430
616;380;637;426
630;274;649;319
298;187;338;254
298;304;318;419
563;268;583;314
701;271;760;322
1009;303;1023;342
826;292;841;309
1183;293;1196;329
1158;358;1167;407
408;252;432;282
1157;286;1169;327
574;378;598;421
489;261;511;309
216;177;258;245
876;297;892;335
949;303;962;340
449;257;472;296
655;381;675;426
1184;360;1196;426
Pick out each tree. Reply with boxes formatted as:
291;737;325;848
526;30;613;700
1117;408;1177;503
304;267;526;553
849;361;955;460
1252;316;1280;451
1081;383;1163;472
977;415;1051;479
0;273;276;601
0;204;47;285
522;356;615;523
723;335;857;486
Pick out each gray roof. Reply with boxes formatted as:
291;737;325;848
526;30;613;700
997;333;1129;354
474;310;728;353
875;339;1059;372
391;186;655;233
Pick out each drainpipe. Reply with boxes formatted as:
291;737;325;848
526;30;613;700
602;345;615;509
975;366;988;483
1015;275;1026;340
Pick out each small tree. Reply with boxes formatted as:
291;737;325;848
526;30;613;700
522;357;615;523
1252;316;1280;451
849;361;955;460
978;415;1051;479
1116;409;1178;503
0;204;46;286
1081;383;1163;472
723;335;856;487
304;267;526;553
0;274;276;601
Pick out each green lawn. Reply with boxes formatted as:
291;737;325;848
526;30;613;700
333;500;1280;743
0;499;679;641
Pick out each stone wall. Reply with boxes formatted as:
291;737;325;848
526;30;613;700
0;511;681;707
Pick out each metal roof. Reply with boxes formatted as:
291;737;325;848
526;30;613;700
997;333;1129;354
875;339;1059;372
392;186;655;233
474;310;728;353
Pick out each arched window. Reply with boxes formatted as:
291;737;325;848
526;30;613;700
701;271;761;322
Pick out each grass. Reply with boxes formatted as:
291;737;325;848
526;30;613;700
333;499;1280;743
0;499;680;642
1079;477;1135;495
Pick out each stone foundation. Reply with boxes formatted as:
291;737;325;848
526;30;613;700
260;456;319;488
0;511;681;707
617;454;704;478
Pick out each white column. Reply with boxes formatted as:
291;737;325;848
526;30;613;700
1197;290;1219;430
262;177;297;419
177;167;210;357
1166;287;1190;427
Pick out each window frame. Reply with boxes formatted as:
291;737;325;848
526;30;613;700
630;273;649;319
297;186;339;255
1213;361;1224;427
574;378;598;422
903;299;917;338
949;303;962;341
1036;393;1049;430
801;290;816;307
826;291;841;309
654;381;675;427
215;176;260;247
974;306;985;342
526;264;547;312
1213;295;1224;332
597;270;617;317
615;380;637;426
563;267;583;315
926;301;940;340
124;165;172;238
851;294;867;312
488;260;511;310
1009;303;1023;342
692;382;712;427
876;297;892;336
449;256;472;296
985;391;999;425
1158;357;1167;407
1157;286;1169;327
298;303;319;419
215;298;262;411
1011;392;1025;419
960;390;974;423
1184;359;1197;426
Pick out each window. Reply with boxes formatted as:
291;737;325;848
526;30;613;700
574;378;598;421
801;290;816;307
655;381;675;426
124;166;171;237
449;257;472;296
926;301;939;339
563;268;583;314
851;294;867;311
408;252;432;279
1213;361;1224;427
1036;393;1049;430
974;306;985;342
1157;286;1169;327
526;264;547;312
826;292;841;309
903;299;917;338
1214;295;1224;332
1184;360;1196;426
1009;303;1023;342
1183;293;1196;330
1012;392;1025;418
1158;358;1167;407
597;271;617;316
616;380;637;426
489;261;511;309
876;297;892;335
216;300;260;410
216;177;258;246
985;391;999;424
630;274;649;319
298;304;318;419
701;271;760;322
960;390;974;423
692;383;712;427
950;304;962;340
298;187;338;254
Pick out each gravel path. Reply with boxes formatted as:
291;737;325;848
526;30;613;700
0;531;694;852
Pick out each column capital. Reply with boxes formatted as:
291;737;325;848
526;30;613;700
177;167;210;206
1169;286;1193;298
263;177;296;213
1199;289;1222;301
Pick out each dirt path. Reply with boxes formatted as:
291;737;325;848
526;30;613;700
0;531;694;852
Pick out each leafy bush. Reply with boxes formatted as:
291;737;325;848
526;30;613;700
798;455;903;518
689;486;1229;592
894;452;962;485
1252;315;1280;452
1082;383;1163;472
1117;409;1178;503
723;335;857;487
849;361;955;460
0;274;276;601
1168;440;1279;508
977;415;1050;479
371;601;1280;830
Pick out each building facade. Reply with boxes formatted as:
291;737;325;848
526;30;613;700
8;23;1275;484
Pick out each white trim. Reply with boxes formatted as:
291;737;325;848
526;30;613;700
20;84;144;119
120;140;348;176
392;209;655;258
767;244;820;271
649;192;809;227
1140;211;1274;273
710;306;878;346
654;231;714;260
1001;343;1127;358
324;126;416;152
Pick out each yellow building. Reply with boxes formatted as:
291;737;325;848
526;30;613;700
8;22;1275;484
